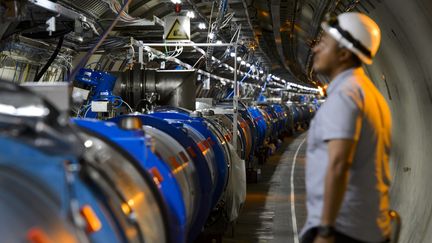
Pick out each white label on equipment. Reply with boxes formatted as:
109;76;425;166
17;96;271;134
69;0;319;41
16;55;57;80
139;45;144;64
91;101;109;112
72;86;90;100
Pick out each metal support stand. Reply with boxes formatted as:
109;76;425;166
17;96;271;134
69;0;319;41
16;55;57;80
232;44;239;152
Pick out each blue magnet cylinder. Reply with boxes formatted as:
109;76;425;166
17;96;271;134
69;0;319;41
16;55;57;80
0;136;123;243
150;110;228;207
110;114;214;243
247;106;267;148
72;118;187;243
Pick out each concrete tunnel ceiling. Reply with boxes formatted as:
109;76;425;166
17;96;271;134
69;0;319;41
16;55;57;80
1;0;431;242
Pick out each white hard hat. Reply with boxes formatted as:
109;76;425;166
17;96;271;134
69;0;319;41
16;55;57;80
321;12;381;65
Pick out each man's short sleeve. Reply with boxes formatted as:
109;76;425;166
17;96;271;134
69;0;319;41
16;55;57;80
321;85;363;141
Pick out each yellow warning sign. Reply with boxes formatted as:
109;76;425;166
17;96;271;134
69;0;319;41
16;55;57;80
164;16;190;42
166;19;189;40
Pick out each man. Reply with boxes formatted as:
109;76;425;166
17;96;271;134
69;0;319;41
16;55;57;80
301;12;392;243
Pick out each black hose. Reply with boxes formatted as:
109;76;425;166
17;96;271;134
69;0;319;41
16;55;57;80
35;35;64;81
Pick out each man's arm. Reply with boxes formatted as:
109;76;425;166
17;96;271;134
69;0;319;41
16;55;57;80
321;139;356;226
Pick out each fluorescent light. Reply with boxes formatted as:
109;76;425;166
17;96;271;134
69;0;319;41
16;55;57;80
230;52;236;57
216;40;222;44
208;32;215;40
187;11;196;19
246;63;251;67
0;104;49;117
171;0;181;3
240;60;246;65
198;23;206;29
236;57;242;61
259;69;264;74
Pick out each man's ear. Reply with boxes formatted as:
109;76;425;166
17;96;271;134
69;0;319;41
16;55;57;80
338;48;352;63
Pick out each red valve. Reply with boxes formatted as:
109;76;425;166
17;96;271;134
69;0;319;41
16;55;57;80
175;4;181;13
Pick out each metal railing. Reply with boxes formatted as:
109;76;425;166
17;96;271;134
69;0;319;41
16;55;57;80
389;209;401;243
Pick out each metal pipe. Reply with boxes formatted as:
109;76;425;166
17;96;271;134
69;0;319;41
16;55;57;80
115;69;196;110
232;43;238;151
139;43;235;47
232;25;242;151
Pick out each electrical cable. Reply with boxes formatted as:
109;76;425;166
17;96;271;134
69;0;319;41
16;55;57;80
118;99;133;112
35;35;64;82
193;55;205;68
226;67;253;98
83;105;92;118
85;62;102;70
68;0;132;82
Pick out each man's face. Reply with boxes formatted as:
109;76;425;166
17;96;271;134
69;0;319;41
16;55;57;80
312;32;341;75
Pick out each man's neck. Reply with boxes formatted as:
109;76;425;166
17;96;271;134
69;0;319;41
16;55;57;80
329;64;358;81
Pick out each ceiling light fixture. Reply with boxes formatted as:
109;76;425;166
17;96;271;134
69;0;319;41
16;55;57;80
186;11;196;19
198;23;206;29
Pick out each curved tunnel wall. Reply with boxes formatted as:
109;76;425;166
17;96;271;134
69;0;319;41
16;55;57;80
363;1;432;242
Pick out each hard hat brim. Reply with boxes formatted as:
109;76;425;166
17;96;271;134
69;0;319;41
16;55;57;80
321;22;373;65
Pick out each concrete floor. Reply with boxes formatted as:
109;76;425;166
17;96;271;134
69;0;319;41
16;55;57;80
223;133;308;243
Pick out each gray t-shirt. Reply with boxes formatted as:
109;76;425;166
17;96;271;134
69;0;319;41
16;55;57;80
301;68;392;242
